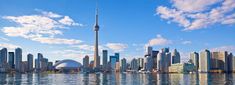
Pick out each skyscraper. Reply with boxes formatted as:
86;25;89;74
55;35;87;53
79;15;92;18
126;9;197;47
115;53;120;62
171;49;180;64
121;58;127;72
137;58;144;69
83;55;89;68
110;56;117;70
8;52;14;69
93;6;100;69
27;53;33;72
15;48;22;72
211;51;227;71
130;58;138;71
199;49;211;72
145;46;153;56
190;52;199;70
0;48;7;67
157;48;171;73
36;53;43;72
102;50;108;70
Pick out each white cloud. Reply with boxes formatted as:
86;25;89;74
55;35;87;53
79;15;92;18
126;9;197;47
0;43;21;49
106;43;128;52
172;0;222;13
2;10;83;45
59;16;83;26
30;37;82;45
147;34;172;46
182;40;192;45
210;46;235;53
156;0;235;30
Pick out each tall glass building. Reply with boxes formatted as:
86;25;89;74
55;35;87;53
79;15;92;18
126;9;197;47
15;48;22;72
27;54;34;72
102;50;108;70
0;48;7;66
8;52;14;69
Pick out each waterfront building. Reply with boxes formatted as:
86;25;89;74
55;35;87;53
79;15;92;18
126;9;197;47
199;49;211;72
190;52;199;70
27;54;33;72
83;55;90;72
54;59;82;73
146;55;153;72
211;51;227;72
47;62;53;71
115;62;120;72
171;49;180;64
121;58;127;72
8;52;14;69
152;50;159;69
169;63;195;73
227;53;233;72
157;48;171;73
115;53;120;62
102;50;108;70
232;56;235;72
110;56;117;70
0;48;7;67
145;46;153;56
21;61;28;72
130;58;138;71
15;48;22;72
137;58;144;70
83;55;89;68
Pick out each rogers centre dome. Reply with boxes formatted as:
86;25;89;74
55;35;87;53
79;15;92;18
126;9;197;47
54;59;82;70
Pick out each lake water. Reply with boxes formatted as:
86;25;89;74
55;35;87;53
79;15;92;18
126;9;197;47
0;73;234;85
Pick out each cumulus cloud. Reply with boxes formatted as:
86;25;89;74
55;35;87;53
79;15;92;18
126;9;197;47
156;0;235;30
147;34;172;46
0;43;21;49
2;10;83;45
106;43;128;52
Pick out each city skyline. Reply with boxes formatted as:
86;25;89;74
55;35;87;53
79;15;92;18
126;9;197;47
0;0;234;63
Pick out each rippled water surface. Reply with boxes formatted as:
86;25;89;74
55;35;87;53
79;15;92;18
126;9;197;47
0;73;234;85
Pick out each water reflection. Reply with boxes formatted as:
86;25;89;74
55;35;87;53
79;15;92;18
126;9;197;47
0;73;234;85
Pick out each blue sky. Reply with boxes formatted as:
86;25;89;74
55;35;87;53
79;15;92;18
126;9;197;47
0;0;234;63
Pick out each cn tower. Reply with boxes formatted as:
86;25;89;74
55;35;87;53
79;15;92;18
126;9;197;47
93;7;100;69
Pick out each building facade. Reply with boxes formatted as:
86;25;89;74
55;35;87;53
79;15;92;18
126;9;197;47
15;48;22;72
199;50;211;72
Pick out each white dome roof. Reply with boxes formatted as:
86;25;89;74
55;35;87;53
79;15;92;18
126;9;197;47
54;59;82;69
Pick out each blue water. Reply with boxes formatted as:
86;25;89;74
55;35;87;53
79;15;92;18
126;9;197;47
0;73;234;85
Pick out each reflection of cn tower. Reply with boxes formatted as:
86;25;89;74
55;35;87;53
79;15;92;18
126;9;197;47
93;7;100;69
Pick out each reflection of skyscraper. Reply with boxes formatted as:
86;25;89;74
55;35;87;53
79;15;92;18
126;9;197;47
199;49;211;72
93;7;100;69
15;48;22;72
102;50;108;70
8;52;14;69
27;54;33;72
190;52;199;70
